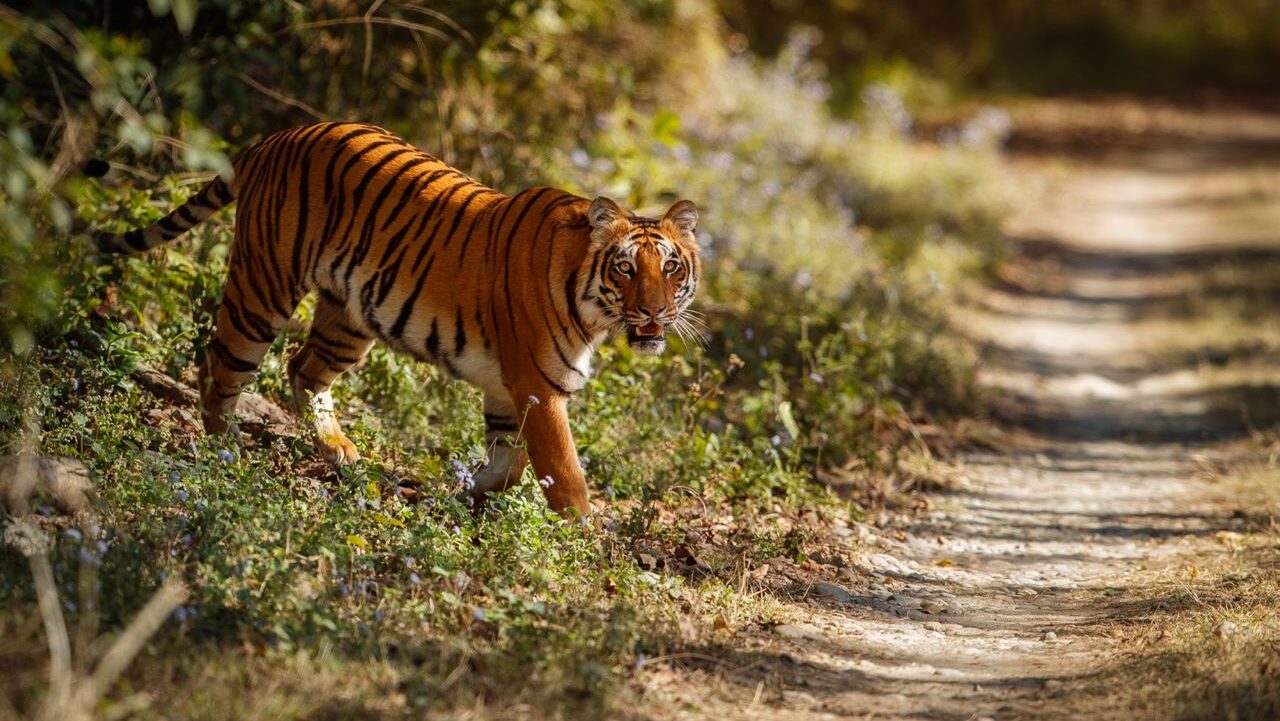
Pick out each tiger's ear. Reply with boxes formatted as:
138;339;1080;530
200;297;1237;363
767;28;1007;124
588;196;625;229
663;200;698;234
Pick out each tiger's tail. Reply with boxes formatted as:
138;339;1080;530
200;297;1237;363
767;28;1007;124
94;174;236;254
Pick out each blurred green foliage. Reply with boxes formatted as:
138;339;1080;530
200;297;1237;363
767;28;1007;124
721;0;1280;108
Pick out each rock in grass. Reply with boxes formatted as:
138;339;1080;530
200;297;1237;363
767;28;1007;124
0;455;93;515
920;600;946;615
773;623;823;640
781;690;818;707
811;582;855;603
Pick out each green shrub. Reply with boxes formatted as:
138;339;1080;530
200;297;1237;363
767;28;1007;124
0;3;1012;717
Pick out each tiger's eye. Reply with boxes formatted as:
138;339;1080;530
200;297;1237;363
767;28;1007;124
663;260;680;274
615;261;633;275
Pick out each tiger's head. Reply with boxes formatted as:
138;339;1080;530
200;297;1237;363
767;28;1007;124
584;196;701;356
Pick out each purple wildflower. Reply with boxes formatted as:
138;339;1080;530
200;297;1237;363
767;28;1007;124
452;460;474;491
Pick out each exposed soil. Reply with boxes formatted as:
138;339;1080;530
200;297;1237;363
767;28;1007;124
639;107;1280;720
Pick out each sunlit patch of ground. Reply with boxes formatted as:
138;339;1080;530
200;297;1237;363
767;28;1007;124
633;105;1280;720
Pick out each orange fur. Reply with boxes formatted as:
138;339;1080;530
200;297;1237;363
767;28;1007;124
96;122;701;517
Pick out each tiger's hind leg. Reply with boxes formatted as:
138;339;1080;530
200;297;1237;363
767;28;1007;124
286;294;375;466
199;271;297;437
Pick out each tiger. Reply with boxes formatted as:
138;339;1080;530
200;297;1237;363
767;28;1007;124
93;121;701;518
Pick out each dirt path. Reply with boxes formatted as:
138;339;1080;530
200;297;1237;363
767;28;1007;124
644;111;1280;719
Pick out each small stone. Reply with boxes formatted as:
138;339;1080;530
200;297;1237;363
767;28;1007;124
774;623;822;640
924;621;944;632
811;582;855;603
1216;621;1238;638
1043;678;1064;690
781;690;818;707
1041;631;1058;641
920;600;946;615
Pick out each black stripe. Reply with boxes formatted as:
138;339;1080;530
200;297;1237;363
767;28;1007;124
475;306;490;350
222;297;278;344
369;169;463;275
156;217;185;236
379;167;461;232
310;344;361;368
342;153;428;285
174;204;198;225
485;194;519;266
439;186;491;248
453;307;467;356
563;269;591;343
504;194;577;337
124;229;147;251
407;180;472;275
498;188;556;335
311;327;363;351
388;254;434;338
241;137;293;318
424;318;440;359
209;338;258;374
211;178;233;205
321;127;384;202
452;190;499;274
287;123;335;287
540;222;591;350
528;349;572;395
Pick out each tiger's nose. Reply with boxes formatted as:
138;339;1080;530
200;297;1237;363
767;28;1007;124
639;305;667;320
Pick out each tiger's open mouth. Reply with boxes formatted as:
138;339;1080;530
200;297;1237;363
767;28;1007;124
626;321;666;355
